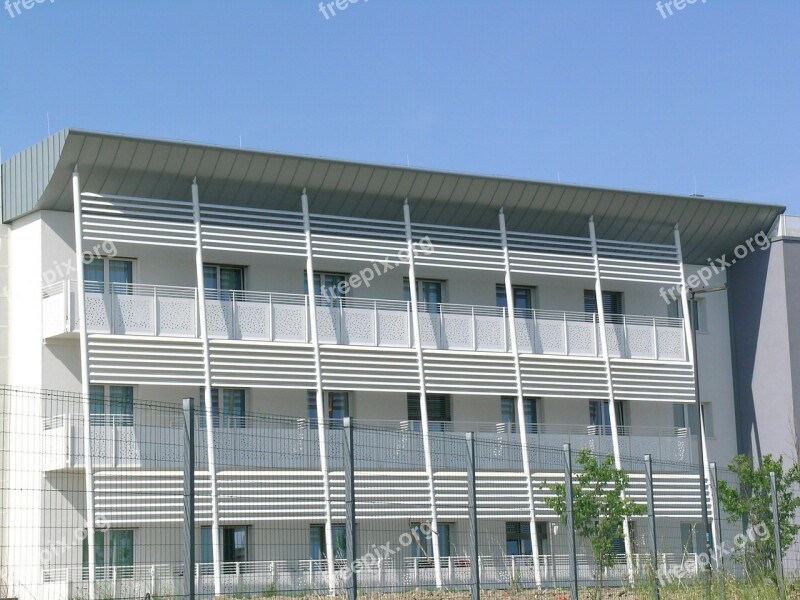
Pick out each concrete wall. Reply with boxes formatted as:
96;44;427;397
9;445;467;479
729;238;800;463
687;264;739;468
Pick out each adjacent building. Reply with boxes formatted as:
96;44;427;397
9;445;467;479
729;214;800;463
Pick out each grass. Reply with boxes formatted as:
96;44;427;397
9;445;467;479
211;577;796;600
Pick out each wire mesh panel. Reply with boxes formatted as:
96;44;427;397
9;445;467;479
1;384;797;600
2;386;188;600
347;423;461;595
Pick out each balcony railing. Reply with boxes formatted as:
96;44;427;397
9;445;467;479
42;281;687;361
41;552;698;595
41;415;695;471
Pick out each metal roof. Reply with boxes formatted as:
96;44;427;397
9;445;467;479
1;129;785;264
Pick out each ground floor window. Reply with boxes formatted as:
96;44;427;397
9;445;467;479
410;522;451;560
82;529;134;579
505;521;550;555
310;524;347;561
611;521;635;555
679;522;711;554
201;526;248;563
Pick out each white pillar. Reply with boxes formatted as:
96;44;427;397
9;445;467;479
498;209;542;587
191;179;223;596
588;216;635;583
301;189;337;592
72;168;97;600
673;225;719;555
403;200;443;588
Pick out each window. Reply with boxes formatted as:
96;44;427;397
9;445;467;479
109;530;134;572
673;403;713;436
310;524;347;561
584;290;623;315
496;285;535;313
505;522;531;556
84;258;134;294
403;278;444;307
200;388;246;428
201;526;248;563
223;527;248;563
204;264;244;300
668;298;705;332
505;522;550;556
411;522;450;559
611;521;633;555
690;299;705;332
88;385;133;425
307;391;350;428
407;394;451;432
83;530;133;579
679;522;710;554
307;272;349;301
500;397;539;433
589;400;625;435
81;531;105;579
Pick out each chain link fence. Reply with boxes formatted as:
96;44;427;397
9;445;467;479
0;385;796;600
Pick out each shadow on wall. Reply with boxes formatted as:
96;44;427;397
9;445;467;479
45;341;82;390
727;243;773;462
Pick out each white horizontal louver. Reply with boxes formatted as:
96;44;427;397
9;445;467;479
519;355;609;399
81;193;196;248
92;468;708;526
610;359;696;403
422;351;517;395
87;336;205;386
596;239;683;285
320;346;419;391
209;341;317;388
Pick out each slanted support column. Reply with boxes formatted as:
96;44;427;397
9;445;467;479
192;179;222;596
673;225;719;558
588;217;634;583
404;199;443;588
498;209;542;587
72;168;97;600
302;189;337;593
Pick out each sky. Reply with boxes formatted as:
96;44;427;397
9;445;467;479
1;0;798;213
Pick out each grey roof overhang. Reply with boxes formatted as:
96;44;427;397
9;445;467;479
1;129;785;264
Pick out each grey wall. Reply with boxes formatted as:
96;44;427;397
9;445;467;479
728;239;800;463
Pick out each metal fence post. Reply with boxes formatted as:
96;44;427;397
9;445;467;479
709;463;726;600
644;455;659;600
770;472;785;600
466;433;480;600
183;397;196;600
563;444;578;600
344;417;357;600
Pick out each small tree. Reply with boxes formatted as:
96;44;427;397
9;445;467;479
545;448;644;598
717;453;800;581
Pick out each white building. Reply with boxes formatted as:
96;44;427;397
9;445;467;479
0;130;785;598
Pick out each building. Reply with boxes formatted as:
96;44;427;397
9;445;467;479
0;130;785;598
729;214;800;463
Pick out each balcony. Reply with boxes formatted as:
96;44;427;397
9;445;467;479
41;415;694;472
42;281;687;361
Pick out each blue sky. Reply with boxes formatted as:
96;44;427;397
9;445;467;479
1;1;798;212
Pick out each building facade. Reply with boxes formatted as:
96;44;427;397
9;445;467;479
729;215;800;463
0;130;785;598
